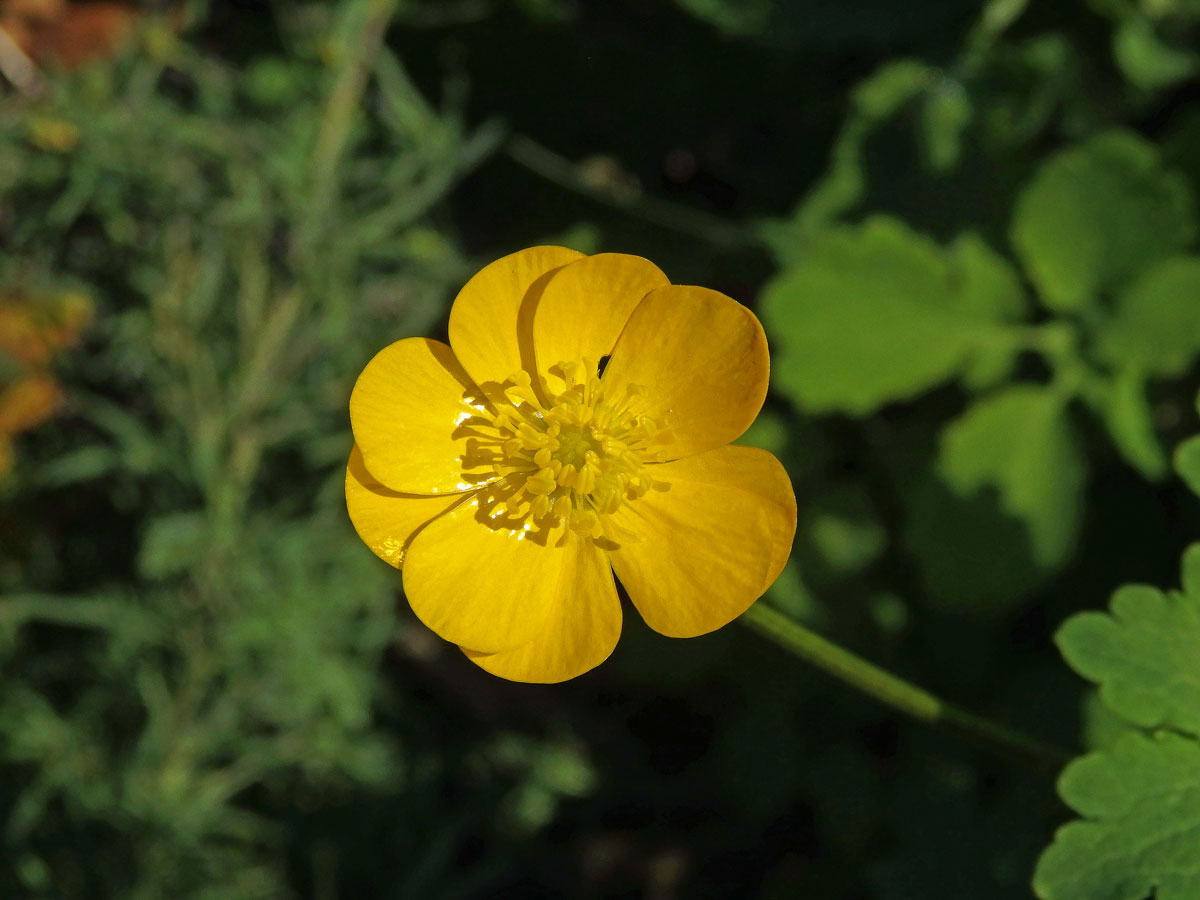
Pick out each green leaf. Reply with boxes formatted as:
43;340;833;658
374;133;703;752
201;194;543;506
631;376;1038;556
763;61;936;258
1037;547;1200;899
671;0;771;34
920;81;972;173
950;232;1028;321
1010;132;1195;313
1096;368;1168;479
1080;690;1136;751
979;0;1031;34
951;233;1029;390
938;385;1085;568
1057;550;1200;735
906;384;1085;614
1033;731;1200;900
31;445;123;487
138;512;208;580
1174;391;1200;494
1177;435;1200;495
1113;17;1198;92
1095;256;1200;378
760;217;1020;414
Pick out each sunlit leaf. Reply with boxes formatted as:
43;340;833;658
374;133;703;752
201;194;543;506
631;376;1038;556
950;232;1027;321
1010;132;1195;313
938;384;1085;568
952;233;1028;390
1037;547;1200;900
761;217;1021;414
1096;368;1168;479
1113;17;1198;92
1174;391;1200;495
1177;435;1200;496
1094;256;1200;379
921;81;972;172
137;511;207;580
1034;731;1200;900
1057;546;1200;735
907;382;1085;615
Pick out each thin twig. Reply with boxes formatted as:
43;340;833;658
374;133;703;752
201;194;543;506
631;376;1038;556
506;133;753;249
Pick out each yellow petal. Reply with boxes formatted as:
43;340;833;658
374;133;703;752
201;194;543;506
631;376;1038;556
532;253;669;390
601;285;769;459
349;337;489;494
402;496;578;654
345;446;462;569
463;536;621;683
448;246;585;389
607;445;796;638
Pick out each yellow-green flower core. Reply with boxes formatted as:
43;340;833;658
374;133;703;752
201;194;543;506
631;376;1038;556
468;360;672;539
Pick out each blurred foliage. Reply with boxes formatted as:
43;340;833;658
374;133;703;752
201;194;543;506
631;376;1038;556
2;0;1200;897
0;286;90;476
762;124;1200;613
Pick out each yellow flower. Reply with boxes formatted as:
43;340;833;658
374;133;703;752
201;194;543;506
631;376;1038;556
0;374;61;435
346;247;796;683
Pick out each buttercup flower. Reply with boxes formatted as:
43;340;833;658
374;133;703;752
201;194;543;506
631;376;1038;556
347;247;796;682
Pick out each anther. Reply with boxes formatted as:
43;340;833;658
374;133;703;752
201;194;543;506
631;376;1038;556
469;362;674;543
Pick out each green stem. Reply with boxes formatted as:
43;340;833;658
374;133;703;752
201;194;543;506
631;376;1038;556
298;0;401;257
505;134;753;249
741;603;1073;776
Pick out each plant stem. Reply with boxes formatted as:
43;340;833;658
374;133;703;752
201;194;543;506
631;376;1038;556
741;602;1073;776
299;0;400;257
505;134;753;249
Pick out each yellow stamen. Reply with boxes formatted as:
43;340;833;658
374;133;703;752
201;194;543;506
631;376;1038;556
466;362;674;544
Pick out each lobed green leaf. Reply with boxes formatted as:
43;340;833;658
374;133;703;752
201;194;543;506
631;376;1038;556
1177;435;1200;496
761;217;1023;414
1034;731;1200;900
1038;546;1200;899
1113;17;1198;92
938;384;1085;568
1095;256;1200;379
1010;132;1195;313
1096;368;1169;480
1056;546;1200;736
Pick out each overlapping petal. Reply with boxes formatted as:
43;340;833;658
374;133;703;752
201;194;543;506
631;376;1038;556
348;246;798;682
402;497;579;654
532;253;669;392
606;446;795;638
344;447;461;568
448;245;585;390
463;534;621;683
349;337;486;494
601;285;769;459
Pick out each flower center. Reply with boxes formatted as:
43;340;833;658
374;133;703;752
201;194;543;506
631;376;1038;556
468;360;672;540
